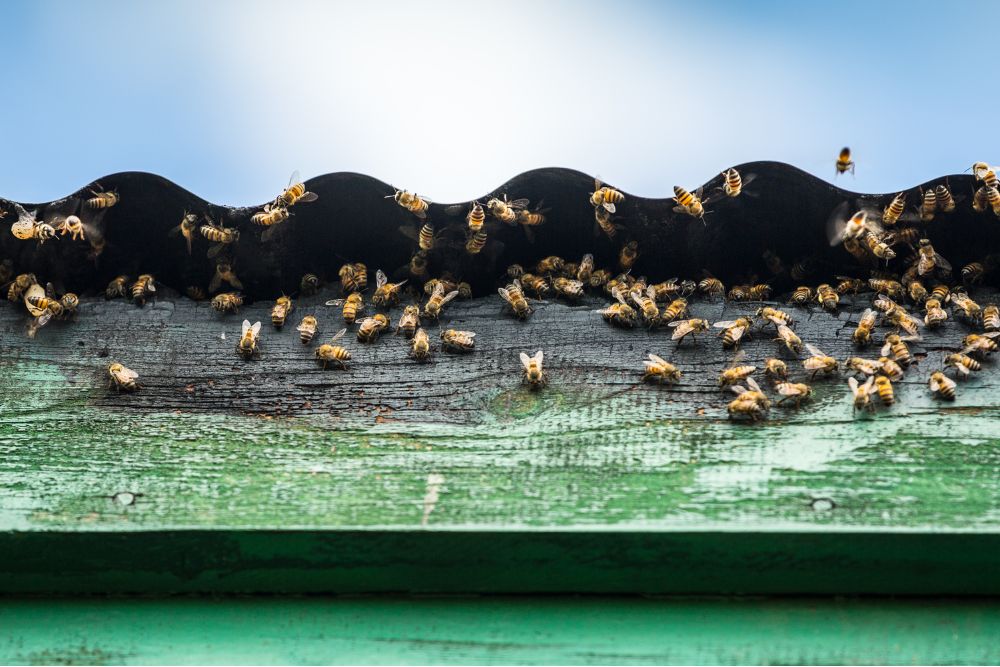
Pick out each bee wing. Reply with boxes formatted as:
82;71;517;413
647;353;669;366
260;225;280;242
745;377;761;392
713;321;738;329
440;291;460;306
398;226;419;242
251;321;262;336
208;272;222;294
298;192;319;204
325;299;345;306
803;358;827;370
777;383;799;396
287;170;301;188
611;286;629;305
941;374;957;390
376;269;388;289
848;376;859;393
532;350;544;364
508;198;529;210
805;343;827;358
207;243;224;259
954;362;970;376
462;331;477;338
228;275;244;290
934;253;953;272
123;367;140;381
730;385;747;396
519;352;531;369
669;321;694;340
241;319;251;335
330;328;347;343
731;349;748;365
497;287;514;305
602;202;616;213
862;376;876;391
880;341;891;356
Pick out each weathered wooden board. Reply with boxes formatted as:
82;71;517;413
3;596;1000;665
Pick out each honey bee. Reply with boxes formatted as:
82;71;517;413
764;358;788;381
986;186;1000;216
87;188;119;209
599;288;638;328
393;304;421;338
833;209;873;243
200;219;240;258
864;231;896;262
878;359;903;385
884;227;920;250
728;378;770;422
747;284;771;301
25;293;63;328
59;292;79;318
486;194;527;224
853;308;878;347
757;306;794;328
251;204;290;239
422;282;459;320
844;356;883;377
714;317;754;349
869;279;906;300
400;222;437;252
467;202;486;233
520;350;547;389
315;329;351;369
373;269;407;307
211;292;244;313
919;188;936;222
848;376;876;414
672;185;706;220
388;189;431;219
631;286;661;326
516;208;546;233
961;332;1000;357
882;192;907;226
930;283;951;303
53;214;87;241
357;314;390;343
576;254;594;284
424;278;457;296
618;241;639;271
10;206;57;244
933;184;956;213
208;260;243;293
236;319;262;359
465;229;488;254
950;291;982;323
961;262;985;285
339;263;368;293
699;276;725;299
883;304;922;337
325;291;364;324
659;297;688;325
944;353;980;379
275;170;318;208
499;281;533;320
99;275;128;300
642;353;681;384
790;286;814;305
971;162;995;182
907;279;929;304
718;351;756;388
440;329;476;352
589;269;611;290
7;273;37;302
728;285;749;301
871;375;894;406
457;281;472;299
594;207;618;238
835;147;855;175
720;167;756;197
928;370;956;401
776;382;812;408
300;273;321;295
295;315;319;344
408;252;429;279
553;277;585;300
923;298;948;328
107;362;140;392
983;304;1000;331
271;295;293;328
130;274;156;306
916;239;951;276
536;256;565;275
803;343;838;378
169;212;199;255
973;186;989;213
409;327;433;361
880;333;916;367
187;286;207;301
520;273;550;298
590;178;625;213
816;283;839;311
667;318;710;346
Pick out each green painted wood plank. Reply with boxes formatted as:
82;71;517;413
3;596;1000;665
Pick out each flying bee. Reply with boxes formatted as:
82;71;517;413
339;263;367;293
618;241;639;271
271;295;293;328
372;269;406;307
236;319;262;360
516;208;546;235
440;328;476;352
423;282;459;320
883;227;920;249
934;184;956;213
300;273;321;295
699;276;725;299
757;306;794;328
833;276;864;295
672;185;706;220
923;298;948;328
816;284;840;311
844;356;883;377
983;304;1000;331
962;262;985;285
6;273;37;302
357;314;390;343
599;288;638;328
315;328;351;369
659;297;688;325
919;188;936;222
388;189;431;219
832;208;875;244
642;353;681;385
553;277;585;300
835;147;855;175
728;378;770;422
916;239;951;276
10;207;57;244
882;192;907;226
848;376;876;414
130;274;156;306
985;186;1000;216
961;332;1000;358
275;170;318;208
520;273;550;298
86;188;119;209
467;202;485;232
200;219;240;258
631;286;661;326
465;229;487;254
576;254;594;284
594;206;618;238
853;309;878;347
764;358;788;382
208;260;243;293
107;362;140;392
590;178;625;213
718;351;757;388
790;286;814;306
976;166;1000;188
864;231;895;263
295;315;319;344
25;294;64;325
944;353;980;379
499;280;533;320
720;167;756;197
951;291;982;323
803;343;838;378
928;370;956;401
667;318;710;346
869;279;906;300
486;194;527;224
53;214;87;241
409;327;433;361
536;256;565;275
251;204;290;240
881;332;916;367
169;212;199;255
211;292;244;313
520;350;547;389
399;222;438;252
973;186;989;213
714;317;754;349
325;291;364;324
103;275;128;300
776;382;812;408
971;162;995;182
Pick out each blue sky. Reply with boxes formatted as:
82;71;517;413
1;0;997;204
